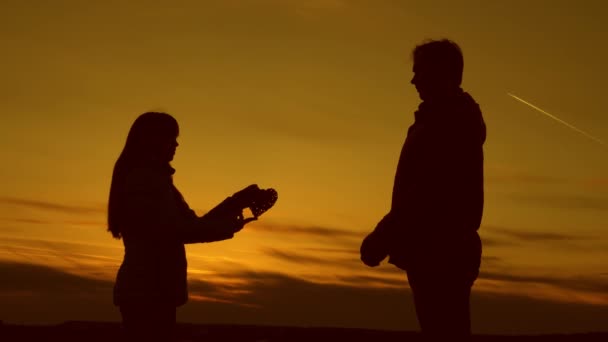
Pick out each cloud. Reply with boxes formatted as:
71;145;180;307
0;261;119;324
256;230;606;302
507;193;608;211
580;177;608;189
484;165;608;191
248;222;363;240
0;235;120;252
479;270;608;294
0;216;106;228
479;225;603;252
0;217;49;224
0;236;122;279
301;247;360;255
478;235;515;247
184;270;417;330
484;164;568;185
0;261;108;294
481;255;502;263
237;0;350;12
332;274;406;288
469;291;608;335
260;246;364;266
483;225;593;242
486;173;567;185
262;247;329;265
1;260;607;334
258;247;406;287
0;197;105;215
259;245;409;287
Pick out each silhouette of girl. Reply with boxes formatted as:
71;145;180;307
107;112;255;341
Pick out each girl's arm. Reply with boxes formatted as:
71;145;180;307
121;167;240;243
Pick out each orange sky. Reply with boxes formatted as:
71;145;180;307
1;0;607;334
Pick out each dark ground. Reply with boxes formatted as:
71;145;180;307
0;321;606;341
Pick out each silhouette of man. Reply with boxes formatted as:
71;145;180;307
361;39;485;340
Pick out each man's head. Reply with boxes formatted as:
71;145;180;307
411;39;464;101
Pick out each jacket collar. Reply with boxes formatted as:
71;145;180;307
414;88;470;122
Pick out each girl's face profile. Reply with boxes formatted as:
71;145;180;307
157;135;179;162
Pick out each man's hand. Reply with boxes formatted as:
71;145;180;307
360;231;388;267
360;214;393;267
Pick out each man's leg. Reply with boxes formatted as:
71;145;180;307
407;271;473;339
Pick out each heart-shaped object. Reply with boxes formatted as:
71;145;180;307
249;188;278;218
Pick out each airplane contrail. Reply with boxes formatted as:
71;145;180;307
508;93;608;148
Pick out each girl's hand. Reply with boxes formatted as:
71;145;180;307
232;215;257;233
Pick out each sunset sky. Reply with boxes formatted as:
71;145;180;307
1;0;607;335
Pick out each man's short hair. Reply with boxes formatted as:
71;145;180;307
412;39;464;86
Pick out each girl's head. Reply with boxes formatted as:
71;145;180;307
121;112;179;164
107;112;179;239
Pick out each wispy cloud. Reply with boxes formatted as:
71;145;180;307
508;193;608;211
580;177;608;189
182;270;416;330
479;225;604;252
481;255;502;263
0;235;121;280
0;197;105;215
248;222;363;239
478;235;515;247
0;261;117;324
485;164;567;185
0;216;106;228
0;218;49;225
484;164;608;192
479;270;608;295
240;0;350;12
260;245;606;300
0;261;110;295
2;260;606;334
332;274;406;288
262;247;329;264
301;247;359;255
483;225;593;242
0;235;119;252
478;225;603;254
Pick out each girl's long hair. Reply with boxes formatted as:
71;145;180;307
107;112;179;239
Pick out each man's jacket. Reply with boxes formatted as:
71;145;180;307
368;90;485;276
